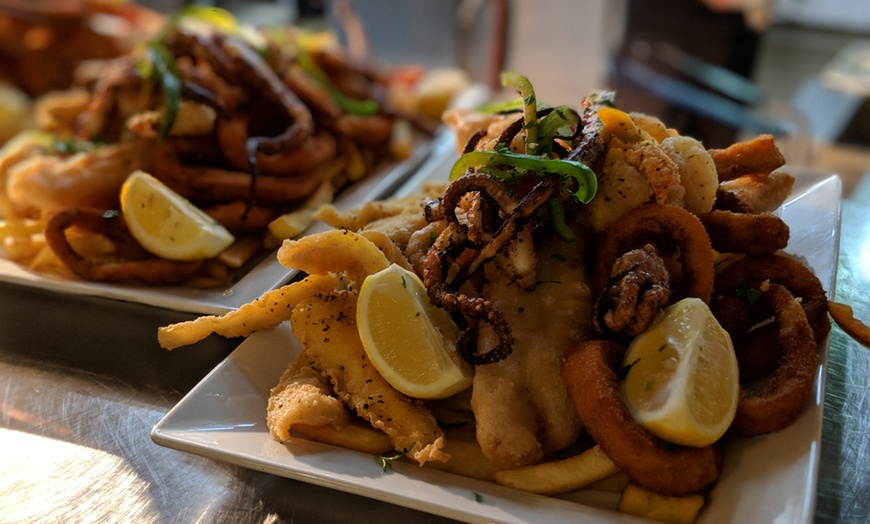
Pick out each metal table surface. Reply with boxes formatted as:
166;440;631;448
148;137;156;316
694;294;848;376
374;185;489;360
2;179;869;524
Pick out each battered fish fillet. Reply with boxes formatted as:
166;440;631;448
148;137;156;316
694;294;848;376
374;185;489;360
471;236;594;469
291;288;449;465
267;358;350;441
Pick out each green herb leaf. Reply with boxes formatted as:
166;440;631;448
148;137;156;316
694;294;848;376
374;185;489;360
375;442;416;472
735;278;763;305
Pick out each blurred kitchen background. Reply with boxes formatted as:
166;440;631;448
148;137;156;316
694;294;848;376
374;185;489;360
5;0;870;195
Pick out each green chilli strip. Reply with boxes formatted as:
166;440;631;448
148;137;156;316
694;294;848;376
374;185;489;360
448;150;597;204
500;71;539;156
296;50;379;116
143;5;240;140
537;105;580;155
145;42;182;141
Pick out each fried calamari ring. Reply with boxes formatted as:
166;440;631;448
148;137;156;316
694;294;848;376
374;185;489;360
152;141;323;206
699;210;790;255
44;207;204;285
562;340;723;496
593;204;714;302
731;284;818;436
714;253;830;344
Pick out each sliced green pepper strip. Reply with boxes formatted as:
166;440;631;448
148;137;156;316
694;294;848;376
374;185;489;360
449;150;597;204
537;105;580;155
500;71;539;156
296;50;379;116
145;42;182;141
547;196;577;242
140;5;239;141
477;97;525;114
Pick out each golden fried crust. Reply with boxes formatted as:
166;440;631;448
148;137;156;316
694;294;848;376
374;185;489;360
291;289;449;465
562;340;722;496
267;358;350;442
471;237;592;469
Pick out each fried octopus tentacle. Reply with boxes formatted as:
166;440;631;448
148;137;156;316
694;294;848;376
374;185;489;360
423;222;514;365
593;203;715;302
562;340;723;496
593;243;672;339
731;284;818;436
45;207;204;285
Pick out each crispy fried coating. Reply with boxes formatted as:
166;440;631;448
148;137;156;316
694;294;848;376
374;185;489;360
471;237;592;468
267;358;351;441
291;288;448;465
562;340;723;496
708;134;785;181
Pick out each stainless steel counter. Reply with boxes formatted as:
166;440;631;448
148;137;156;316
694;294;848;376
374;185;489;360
2;180;869;523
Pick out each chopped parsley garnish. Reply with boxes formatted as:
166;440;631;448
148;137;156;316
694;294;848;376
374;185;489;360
735;278;763;305
375;442;416;472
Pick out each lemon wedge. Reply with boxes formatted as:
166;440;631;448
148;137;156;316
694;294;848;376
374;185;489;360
120;170;235;261
620;297;739;447
356;263;472;399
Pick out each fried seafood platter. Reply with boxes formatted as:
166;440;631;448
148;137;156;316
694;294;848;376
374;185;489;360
157;74;838;523
0;5;450;310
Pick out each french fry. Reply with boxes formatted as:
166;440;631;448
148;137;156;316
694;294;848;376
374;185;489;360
0;217;44;238
28;242;75;278
2;234;43;262
617;483;705;524
423;437;498;481
293;420;393;455
218;234;262;269
588;471;631;493
493;444;619;495
829;300;870;349
267;179;335;242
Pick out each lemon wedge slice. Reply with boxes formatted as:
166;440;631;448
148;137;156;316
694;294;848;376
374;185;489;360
356;263;472;399
120;170;235;261
620;297;739;447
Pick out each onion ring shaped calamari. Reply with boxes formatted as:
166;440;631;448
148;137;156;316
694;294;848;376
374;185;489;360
562;340;722;496
714;254;830;344
44;207;204;286
731;284;818;436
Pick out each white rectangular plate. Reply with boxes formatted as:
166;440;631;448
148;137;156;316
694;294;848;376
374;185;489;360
152;169;841;523
0;134;450;314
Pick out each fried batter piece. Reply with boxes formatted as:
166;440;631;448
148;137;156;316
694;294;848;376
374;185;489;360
267;359;351;441
715;170;795;214
291;288;448;465
471;236;593;469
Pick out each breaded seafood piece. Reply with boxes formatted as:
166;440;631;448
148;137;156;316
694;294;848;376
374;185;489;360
471;236;593;468
292;288;449;465
267;358;350;441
